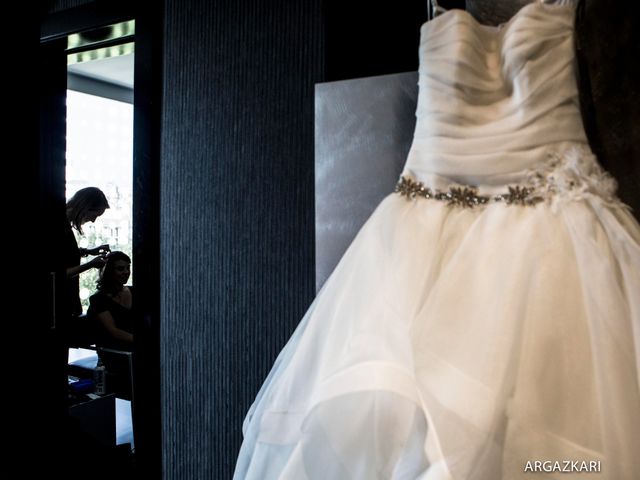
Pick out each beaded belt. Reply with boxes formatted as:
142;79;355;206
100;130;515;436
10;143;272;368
395;176;543;207
394;146;622;209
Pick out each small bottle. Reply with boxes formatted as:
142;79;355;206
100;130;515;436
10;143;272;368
94;358;107;395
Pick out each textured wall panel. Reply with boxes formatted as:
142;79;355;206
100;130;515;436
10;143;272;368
161;0;323;478
315;72;418;292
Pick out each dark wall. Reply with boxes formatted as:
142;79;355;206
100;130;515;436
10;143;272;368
325;0;465;81
9;1;52;472
575;0;640;216
325;0;428;81
45;0;94;15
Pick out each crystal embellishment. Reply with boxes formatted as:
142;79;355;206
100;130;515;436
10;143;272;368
394;177;543;207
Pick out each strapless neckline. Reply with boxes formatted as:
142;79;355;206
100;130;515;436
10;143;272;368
421;1;575;38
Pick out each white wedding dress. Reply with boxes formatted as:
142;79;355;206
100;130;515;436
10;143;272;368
234;1;640;478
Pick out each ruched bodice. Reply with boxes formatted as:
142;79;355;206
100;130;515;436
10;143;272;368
404;1;588;191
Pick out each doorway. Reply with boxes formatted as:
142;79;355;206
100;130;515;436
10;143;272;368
65;19;135;449
39;3;161;475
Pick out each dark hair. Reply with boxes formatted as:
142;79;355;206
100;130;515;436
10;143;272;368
66;187;110;234
97;251;131;294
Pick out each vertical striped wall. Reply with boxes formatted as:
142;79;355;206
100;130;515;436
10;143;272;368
160;1;322;477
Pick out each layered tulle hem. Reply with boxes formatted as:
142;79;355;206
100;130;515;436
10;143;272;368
234;192;640;479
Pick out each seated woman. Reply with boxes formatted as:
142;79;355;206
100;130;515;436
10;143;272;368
88;251;134;399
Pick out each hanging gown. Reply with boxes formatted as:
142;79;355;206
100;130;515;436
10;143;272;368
234;1;640;478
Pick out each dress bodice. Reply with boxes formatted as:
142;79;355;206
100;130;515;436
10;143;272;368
403;0;589;192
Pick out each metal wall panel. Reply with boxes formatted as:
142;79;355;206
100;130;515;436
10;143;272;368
315;72;418;291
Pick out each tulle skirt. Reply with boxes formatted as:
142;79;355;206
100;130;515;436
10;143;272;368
233;191;640;479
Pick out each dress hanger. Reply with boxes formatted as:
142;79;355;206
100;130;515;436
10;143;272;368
428;0;447;21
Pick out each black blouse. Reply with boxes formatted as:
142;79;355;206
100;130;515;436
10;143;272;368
88;286;134;351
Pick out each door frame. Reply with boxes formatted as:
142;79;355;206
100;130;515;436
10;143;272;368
40;2;162;475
